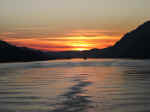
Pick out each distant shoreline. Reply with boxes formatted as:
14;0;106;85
0;57;149;64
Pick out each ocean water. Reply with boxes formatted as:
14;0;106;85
0;59;150;112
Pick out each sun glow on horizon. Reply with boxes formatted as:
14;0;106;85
4;32;121;51
73;48;89;51
68;42;93;51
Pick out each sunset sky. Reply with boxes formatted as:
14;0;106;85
0;0;150;51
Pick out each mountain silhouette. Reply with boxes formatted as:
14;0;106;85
0;40;85;62
104;20;150;58
76;21;150;59
0;40;49;62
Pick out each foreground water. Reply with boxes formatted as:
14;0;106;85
0;59;150;112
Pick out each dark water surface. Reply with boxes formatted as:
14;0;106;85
0;59;150;112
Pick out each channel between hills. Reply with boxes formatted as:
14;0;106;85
1;21;150;63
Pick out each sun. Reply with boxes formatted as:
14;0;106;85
74;48;89;51
69;43;90;51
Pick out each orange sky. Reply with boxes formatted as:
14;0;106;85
4;38;119;51
0;0;150;51
3;29;123;51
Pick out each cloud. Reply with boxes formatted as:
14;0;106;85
1;28;123;51
0;28;124;40
66;30;123;37
1;32;17;35
5;36;118;51
7;39;80;51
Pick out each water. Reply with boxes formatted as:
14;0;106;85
0;59;150;112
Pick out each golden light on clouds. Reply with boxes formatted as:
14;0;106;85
69;42;92;51
73;48;89;51
5;37;120;51
2;29;122;51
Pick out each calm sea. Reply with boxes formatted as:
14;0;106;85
0;59;150;112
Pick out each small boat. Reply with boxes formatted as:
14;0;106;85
83;57;87;60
